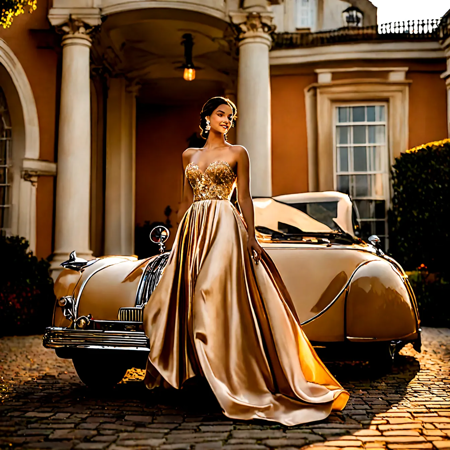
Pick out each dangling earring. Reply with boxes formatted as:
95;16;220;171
205;119;211;131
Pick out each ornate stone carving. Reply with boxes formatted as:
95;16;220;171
230;11;275;42
56;16;97;39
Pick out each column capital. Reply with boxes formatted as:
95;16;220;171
230;11;275;45
56;16;97;47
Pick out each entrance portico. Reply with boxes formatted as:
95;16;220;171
47;0;275;273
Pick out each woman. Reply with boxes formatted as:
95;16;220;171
143;96;349;426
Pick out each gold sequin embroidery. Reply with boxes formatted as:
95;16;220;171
185;160;236;202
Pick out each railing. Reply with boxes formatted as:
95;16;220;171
272;18;446;50
379;19;440;36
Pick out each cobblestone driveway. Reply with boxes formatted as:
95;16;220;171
1;327;449;450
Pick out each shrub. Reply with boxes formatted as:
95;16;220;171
0;235;55;336
407;269;450;327
389;138;450;277
389;138;450;327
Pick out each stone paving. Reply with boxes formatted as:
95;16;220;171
1;327;449;450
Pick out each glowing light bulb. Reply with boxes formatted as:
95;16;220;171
183;67;196;81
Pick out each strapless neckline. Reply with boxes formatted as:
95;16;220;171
186;160;236;178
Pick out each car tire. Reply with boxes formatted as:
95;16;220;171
72;354;128;388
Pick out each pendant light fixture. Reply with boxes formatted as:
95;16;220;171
181;33;196;81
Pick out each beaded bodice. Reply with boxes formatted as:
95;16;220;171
185;160;236;202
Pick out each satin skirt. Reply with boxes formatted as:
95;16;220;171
143;199;349;426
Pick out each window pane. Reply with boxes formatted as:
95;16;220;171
367;106;375;122
337;175;349;194
374;200;386;219
0;167;6;184
354;175;370;197
354;146;367;172
368;146;382;171
337;126;349;144
353;126;366;144
375;105;385;122
352;106;365;122
376;221;386;236
338;147;349;172
0;186;10;205
0;141;7;165
355;200;371;219
360;220;373;238
373;173;384;197
337;107;349;123
0;206;9;230
368;125;385;144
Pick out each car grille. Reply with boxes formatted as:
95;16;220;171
43;328;149;351
118;307;143;322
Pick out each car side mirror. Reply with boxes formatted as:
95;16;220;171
150;226;170;253
368;235;384;256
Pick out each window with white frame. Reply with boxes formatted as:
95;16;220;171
335;104;389;247
0;87;12;236
295;0;317;30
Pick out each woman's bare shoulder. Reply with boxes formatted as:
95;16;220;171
182;148;199;163
229;145;249;161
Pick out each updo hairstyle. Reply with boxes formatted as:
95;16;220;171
199;96;237;140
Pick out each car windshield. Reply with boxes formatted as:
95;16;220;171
253;199;356;244
282;201;341;232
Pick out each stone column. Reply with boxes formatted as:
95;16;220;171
234;12;274;197
51;19;93;272
104;78;138;255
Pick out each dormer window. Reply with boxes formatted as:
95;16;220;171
296;0;317;31
342;6;364;27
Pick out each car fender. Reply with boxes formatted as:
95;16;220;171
345;260;419;341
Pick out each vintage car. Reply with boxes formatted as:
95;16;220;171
44;191;421;387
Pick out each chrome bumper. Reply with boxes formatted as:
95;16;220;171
43;327;149;352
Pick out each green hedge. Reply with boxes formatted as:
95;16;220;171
389;138;450;326
407;270;450;327
0;235;55;336
389;138;450;276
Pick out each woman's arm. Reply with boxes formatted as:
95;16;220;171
176;150;194;223
235;146;262;263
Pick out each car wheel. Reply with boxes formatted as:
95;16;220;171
72;354;128;388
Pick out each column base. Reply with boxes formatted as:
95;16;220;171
49;249;94;280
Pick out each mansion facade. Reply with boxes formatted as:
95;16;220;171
0;0;449;274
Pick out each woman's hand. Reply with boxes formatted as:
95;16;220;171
248;235;262;264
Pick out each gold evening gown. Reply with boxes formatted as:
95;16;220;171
143;160;349;426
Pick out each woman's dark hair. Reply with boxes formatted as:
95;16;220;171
199;96;237;139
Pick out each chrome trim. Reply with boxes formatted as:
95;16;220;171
118;307;143;322
58;296;75;322
149;226;170;253
74;260;125;319
300;260;372;326
61;251;98;271
43;327;149;351
135;252;170;307
347;336;377;340
368;235;384;256
74;315;91;329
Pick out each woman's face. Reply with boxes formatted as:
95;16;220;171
207;103;234;136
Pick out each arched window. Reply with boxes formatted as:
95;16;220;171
296;0;317;30
0;87;12;235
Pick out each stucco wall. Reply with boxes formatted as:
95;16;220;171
271;72;315;196
0;0;58;258
408;68;447;148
